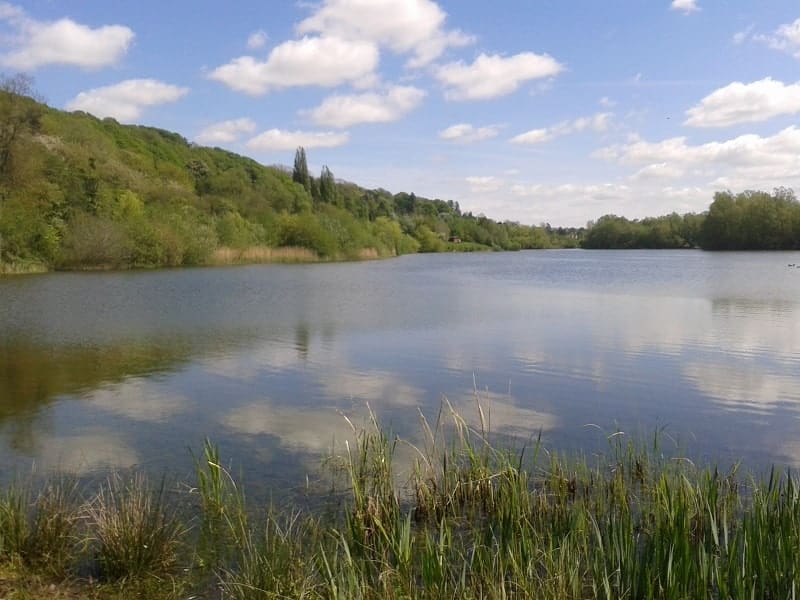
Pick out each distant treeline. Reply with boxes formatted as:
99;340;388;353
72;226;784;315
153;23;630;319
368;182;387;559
582;188;800;250
0;78;579;272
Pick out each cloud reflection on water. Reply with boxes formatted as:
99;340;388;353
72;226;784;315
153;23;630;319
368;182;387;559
223;401;357;454
446;389;559;438
682;362;800;413
318;368;424;407
85;378;190;422
34;431;139;475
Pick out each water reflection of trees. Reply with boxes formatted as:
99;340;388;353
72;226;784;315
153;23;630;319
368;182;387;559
0;339;194;413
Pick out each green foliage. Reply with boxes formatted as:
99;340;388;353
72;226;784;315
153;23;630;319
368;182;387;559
582;189;800;251
0;90;582;271
414;224;446;252
700;188;800;250
276;212;338;257
319;164;338;205
215;210;264;249
0;480;80;578
5;413;800;597
583;213;701;249
371;217;420;256
292;146;311;194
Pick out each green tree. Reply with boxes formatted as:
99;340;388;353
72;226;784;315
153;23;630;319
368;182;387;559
319;165;337;205
292;147;310;194
0;74;42;183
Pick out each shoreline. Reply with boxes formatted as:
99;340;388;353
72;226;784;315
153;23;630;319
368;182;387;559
1;406;799;598
0;242;502;277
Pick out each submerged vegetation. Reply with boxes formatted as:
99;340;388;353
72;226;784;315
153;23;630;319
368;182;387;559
1;403;800;598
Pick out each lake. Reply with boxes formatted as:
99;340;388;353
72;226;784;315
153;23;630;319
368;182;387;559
1;250;799;492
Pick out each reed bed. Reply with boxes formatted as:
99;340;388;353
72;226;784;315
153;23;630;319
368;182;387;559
1;403;800;598
209;245;319;265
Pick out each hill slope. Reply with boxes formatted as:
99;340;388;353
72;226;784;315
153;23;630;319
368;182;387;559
0;88;577;272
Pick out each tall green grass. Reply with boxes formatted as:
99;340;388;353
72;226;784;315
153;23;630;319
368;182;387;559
86;473;185;581
1;403;800;598
0;479;80;577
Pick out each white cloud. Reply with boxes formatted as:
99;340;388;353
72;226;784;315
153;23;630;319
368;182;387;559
510;112;611;144
246;29;268;50
0;2;134;70
511;182;631;201
631;162;685;180
471;178;713;226
466;176;504;193
685;78;800;128
306;85;426;128
66;79;189;122
732;24;755;45
195;118;257;145
596;126;800;186
246;129;350;152
599;96;616;108
439;123;500;143
670;0;699;15
509;128;552;145
436;52;564;101
755;17;800;59
296;0;472;68
209;36;379;95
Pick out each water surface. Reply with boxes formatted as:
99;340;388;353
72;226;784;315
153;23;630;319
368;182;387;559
2;250;799;489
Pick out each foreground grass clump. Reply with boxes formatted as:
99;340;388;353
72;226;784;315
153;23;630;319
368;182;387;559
1;403;800;598
86;474;185;581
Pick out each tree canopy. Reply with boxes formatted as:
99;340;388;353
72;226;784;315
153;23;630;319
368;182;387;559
0;90;578;272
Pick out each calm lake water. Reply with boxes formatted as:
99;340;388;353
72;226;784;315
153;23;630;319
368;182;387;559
2;250;800;491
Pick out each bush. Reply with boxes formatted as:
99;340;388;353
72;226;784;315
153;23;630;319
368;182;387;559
276;213;337;257
58;213;133;268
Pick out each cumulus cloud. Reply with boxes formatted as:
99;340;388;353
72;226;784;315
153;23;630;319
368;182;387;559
630;162;686;180
66;79;188;122
306;85;426;128
466;176;504;193
195;118;257;145
246;29;268;50
670;0;699;14
479;178;713;226
436;52;564;101
0;2;134;70
246;129;350;152
510;112;611;144
596;126;800;185
439;123;500;143
685;78;800;128
296;0;472;67
755;17;800;59
511;182;631;202
732;24;755;45
209;36;379;95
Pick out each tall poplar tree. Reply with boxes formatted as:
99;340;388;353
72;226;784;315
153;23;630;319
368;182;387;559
319;165;337;205
292;146;310;194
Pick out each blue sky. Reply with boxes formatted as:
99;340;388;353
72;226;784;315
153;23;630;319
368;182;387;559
1;0;799;226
